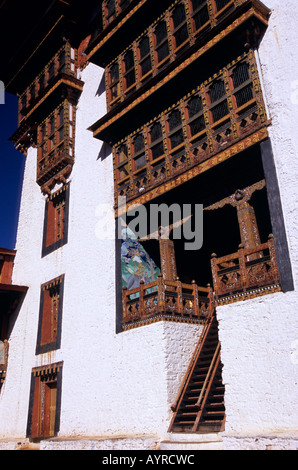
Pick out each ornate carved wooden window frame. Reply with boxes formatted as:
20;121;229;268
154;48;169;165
26;362;63;440
36;101;76;189
113;50;267;205
36;276;64;355
41;184;70;257
104;0;253;111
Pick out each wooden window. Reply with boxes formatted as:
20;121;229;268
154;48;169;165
138;35;152;79
132;133;146;171
191;0;209;32
42;185;70;257
215;0;231;12
36;276;64;355
27;363;63;440
208;80;229;123
167;108;184;150
154;20;169;64
171;3;189;51
109;61;120;103
149;122;164;160
123;49;135;90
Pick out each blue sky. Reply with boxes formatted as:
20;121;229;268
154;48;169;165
0;92;25;249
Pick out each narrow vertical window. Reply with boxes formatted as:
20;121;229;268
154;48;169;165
36;276;64;355
27;363;63;440
42;184;70;257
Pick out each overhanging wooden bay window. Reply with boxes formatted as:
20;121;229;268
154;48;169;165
37;101;76;191
104;0;268;111
113;50;268;206
42;184;70;257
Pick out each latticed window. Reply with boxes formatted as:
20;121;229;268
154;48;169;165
187;95;203;118
232;62;253;108
150;122;164;160
215;0;231;11
106;0;116;17
168;108;184;149
191;0;209;31
168;108;182;131
171;3;188;49
154;21;169;63
209;80;226;103
123;49;135;89
139;35;152;77
133;134;146;170
109;62;120;101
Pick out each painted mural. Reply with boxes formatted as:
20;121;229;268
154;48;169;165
121;228;160;290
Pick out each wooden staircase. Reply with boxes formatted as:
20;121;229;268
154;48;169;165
169;311;225;434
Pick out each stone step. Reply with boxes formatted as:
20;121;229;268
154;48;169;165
159;433;223;451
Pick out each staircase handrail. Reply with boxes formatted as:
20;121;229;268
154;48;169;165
170;307;215;413
196;341;221;409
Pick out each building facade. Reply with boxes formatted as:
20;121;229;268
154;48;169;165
0;0;297;450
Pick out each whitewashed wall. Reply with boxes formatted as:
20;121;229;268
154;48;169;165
0;63;202;448
218;0;298;450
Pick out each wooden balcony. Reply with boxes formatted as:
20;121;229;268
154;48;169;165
113;51;269;207
10;42;84;157
104;0;270;112
18;42;78;123
122;275;213;329
211;235;280;302
37;147;74;190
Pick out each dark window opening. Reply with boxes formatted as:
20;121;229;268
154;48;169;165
188;95;203;118
170;129;184;149
134;134;145;153
168;109;182;131
211;100;229;122
234;83;254;108
209;80;226;104
189;115;206;136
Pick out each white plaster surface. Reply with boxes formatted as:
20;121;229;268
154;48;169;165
1;1;298;451
0;63;202;448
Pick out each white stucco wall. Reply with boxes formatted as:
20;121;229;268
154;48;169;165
0;62;202;448
217;0;298;450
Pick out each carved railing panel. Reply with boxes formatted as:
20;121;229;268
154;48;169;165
122;275;213;326
18;42;78;123
211;235;279;298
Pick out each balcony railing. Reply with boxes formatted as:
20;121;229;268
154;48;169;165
122;274;213;327
105;0;253;110
36;101;76;189
18;42;78;124
211;235;280;300
113;50;267;205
